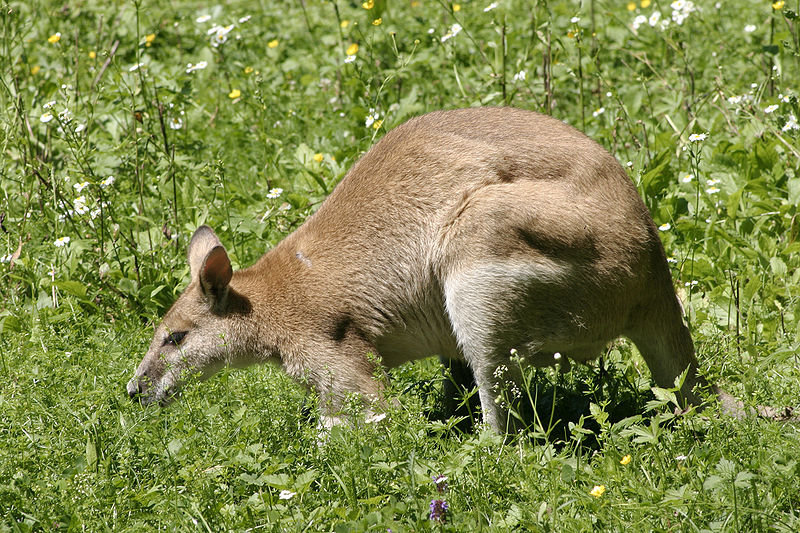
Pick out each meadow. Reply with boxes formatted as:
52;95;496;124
1;0;799;530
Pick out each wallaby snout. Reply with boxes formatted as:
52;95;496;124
128;107;715;432
126;346;177;406
126;364;174;405
126;375;145;401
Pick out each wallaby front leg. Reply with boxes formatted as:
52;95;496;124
301;342;387;427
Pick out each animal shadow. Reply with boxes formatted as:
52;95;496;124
429;358;655;449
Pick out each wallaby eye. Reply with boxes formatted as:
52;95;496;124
164;331;188;346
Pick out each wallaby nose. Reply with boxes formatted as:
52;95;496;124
126;377;145;400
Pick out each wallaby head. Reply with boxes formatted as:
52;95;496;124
127;226;255;405
126;107;769;430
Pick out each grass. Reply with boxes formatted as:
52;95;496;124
1;0;799;530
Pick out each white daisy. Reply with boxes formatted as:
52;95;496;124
208;24;235;47
186;61;208;73
441;23;462;42
781;114;799;132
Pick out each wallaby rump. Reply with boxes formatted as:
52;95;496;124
128;107;718;431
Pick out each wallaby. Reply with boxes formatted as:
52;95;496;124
127;107;726;432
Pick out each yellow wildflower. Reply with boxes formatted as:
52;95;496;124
268;39;279;48
640;0;651;7
313;153;324;163
373;119;383;130
145;33;155;47
362;0;374;9
589;485;606;498
228;89;241;99
48;32;61;44
453;4;461;11
773;0;785;9
620;455;631;465
372;18;382;26
626;2;636;10
341;20;350;28
31;65;41;75
88;50;96;59
346;43;359;56
244;66;254;74
411;1;420;6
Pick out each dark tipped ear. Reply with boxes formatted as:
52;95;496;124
200;245;233;297
187;226;232;298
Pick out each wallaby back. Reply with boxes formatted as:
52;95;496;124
127;107;708;431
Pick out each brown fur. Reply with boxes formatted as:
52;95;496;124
128;107;724;431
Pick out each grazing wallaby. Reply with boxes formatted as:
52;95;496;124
127;107;719;432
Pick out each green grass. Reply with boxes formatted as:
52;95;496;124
1;0;799;530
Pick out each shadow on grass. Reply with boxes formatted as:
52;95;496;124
424;358;655;449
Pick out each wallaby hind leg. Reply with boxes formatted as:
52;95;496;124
442;261;563;434
437;181;644;432
628;312;795;420
625;292;708;406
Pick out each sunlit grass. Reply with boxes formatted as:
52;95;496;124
1;0;799;530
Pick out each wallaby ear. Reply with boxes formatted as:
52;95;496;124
188;226;222;279
200;246;233;297
187;226;232;298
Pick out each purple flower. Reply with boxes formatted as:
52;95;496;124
429;499;449;523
